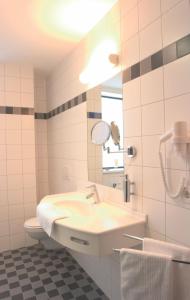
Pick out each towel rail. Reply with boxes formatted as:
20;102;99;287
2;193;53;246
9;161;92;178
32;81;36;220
113;233;190;265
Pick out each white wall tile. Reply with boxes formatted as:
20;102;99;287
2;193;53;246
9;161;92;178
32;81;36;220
8;190;23;205
22;130;35;145
142;101;164;135
0;191;7;206
162;0;190;46
0;221;9;237
21;78;34;93
141;68;164;105
0;236;10;252
6;145;22;160
22;145;35;159
121;0;138;15
5;92;21;106
23;174;36;189
121;6;139;42
6;130;21;145
0;205;9;221
143;197;165;234
0;145;6;160
9;204;24;220
23;188;37;204
166;203;190;246
20;65;33;79
23;159;36;174
161;0;184;13
122;34;140;69
0;160;6;176
0;77;5;91
143;167;165;201
0;115;6;130
21;116;34;130
21;93;34;107
124;107;141;137
0;91;5;105
7;160;22;175
0;130;6;145
140;19;162;60
142;135;164;167
6;115;21;130
5;77;20;92
7;175;23;190
5;64;20;77
10;233;25;250
123;77;141;109
164;55;190;99
24;203;36;220
0;176;7;190
139;0;161;30
165;93;190;131
9;219;25;235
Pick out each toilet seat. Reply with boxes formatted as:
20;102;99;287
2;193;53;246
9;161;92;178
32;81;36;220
24;217;43;231
24;217;63;249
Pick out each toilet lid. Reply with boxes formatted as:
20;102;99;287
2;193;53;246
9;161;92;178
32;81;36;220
24;217;42;229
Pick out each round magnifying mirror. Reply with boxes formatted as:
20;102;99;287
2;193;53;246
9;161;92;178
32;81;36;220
91;121;111;145
110;121;120;145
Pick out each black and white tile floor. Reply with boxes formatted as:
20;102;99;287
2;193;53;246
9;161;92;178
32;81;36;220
0;244;108;300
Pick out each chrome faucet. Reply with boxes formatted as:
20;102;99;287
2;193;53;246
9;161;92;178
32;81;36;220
86;184;100;204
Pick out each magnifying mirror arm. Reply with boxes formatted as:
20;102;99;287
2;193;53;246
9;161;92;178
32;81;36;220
103;145;136;157
103;144;111;153
103;143;126;154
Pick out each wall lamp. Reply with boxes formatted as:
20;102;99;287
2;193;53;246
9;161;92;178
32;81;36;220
79;52;119;84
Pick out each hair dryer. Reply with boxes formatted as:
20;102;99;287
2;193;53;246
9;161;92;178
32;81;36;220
159;121;190;199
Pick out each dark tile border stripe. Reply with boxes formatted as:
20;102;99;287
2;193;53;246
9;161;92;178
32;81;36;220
35;92;86;119
5;35;188;120
0;106;34;115
87;112;102;119
123;33;190;84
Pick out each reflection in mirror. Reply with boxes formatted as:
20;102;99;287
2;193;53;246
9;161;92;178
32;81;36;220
87;73;124;190
110;121;120;146
91;121;111;145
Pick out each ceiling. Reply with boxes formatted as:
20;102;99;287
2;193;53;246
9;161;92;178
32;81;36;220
0;0;117;73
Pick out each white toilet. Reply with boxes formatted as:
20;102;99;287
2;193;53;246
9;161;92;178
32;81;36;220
24;217;63;250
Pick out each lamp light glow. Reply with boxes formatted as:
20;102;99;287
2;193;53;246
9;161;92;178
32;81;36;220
34;0;117;41
79;40;119;85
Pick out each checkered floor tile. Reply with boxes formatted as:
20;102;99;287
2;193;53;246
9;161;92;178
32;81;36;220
0;244;108;300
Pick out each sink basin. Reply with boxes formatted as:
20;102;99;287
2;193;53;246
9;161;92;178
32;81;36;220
38;192;146;256
54;200;93;216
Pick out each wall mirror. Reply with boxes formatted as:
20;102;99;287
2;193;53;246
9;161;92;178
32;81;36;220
87;73;124;190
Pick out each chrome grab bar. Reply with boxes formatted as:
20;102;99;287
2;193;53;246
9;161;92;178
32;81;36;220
113;233;190;265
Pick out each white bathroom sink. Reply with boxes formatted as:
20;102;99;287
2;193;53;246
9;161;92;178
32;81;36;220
54;199;93;216
39;192;146;256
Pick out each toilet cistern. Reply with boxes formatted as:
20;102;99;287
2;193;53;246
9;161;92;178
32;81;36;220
86;184;100;204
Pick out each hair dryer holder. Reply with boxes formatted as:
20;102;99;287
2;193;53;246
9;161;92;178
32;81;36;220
159;121;190;199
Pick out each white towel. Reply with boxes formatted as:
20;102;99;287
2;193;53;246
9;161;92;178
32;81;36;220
37;200;70;236
120;248;173;300
143;238;190;300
